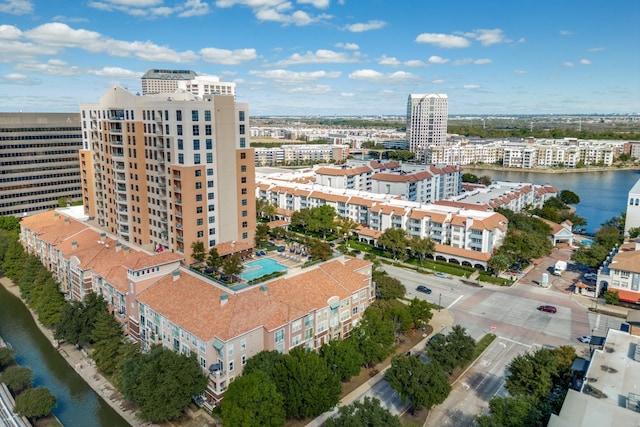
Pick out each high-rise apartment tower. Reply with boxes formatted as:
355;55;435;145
407;94;448;162
79;86;255;262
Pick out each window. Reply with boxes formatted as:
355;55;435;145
207;180;214;188
205;125;212;136
292;319;302;332
241;199;247;206
241;165;246;172
239;124;245;135
197;230;204;238
242;210;247;217
352;306;358;315
208;205;215;212
193;140;200;150
177;139;183;150
208;216;215;224
228;344;234;356
242;232;248;239
196;206;203;213
208;192;215;200
192;125;200;136
292;335;301;347
196;194;202;201
207;168;214;176
240;153;246;159
241;177;247;183
195;170;202;177
197;219;203;226
241;355;246;365
176;110;182;121
240;137;246;148
177;125;183;135
194;153;201;164
195;182;202;189
204;110;211;121
192;110;199;121
206;153;213;163
206;139;212;149
241;339;246;350
275;329;284;344
239;111;245;121
178;153;184;164
228;361;234;372
242;221;247;228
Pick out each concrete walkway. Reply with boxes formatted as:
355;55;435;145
306;309;454;426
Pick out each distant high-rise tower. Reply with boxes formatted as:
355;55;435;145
0;113;83;216
141;69;236;98
407;94;448;162
79;85;255;261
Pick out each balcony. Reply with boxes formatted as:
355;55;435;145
175;211;182;218
176;236;184;243
174;199;182;205
173;174;181;181
116;185;127;193
176;223;183;230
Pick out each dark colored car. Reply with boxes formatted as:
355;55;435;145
537;305;557;313
416;285;432;294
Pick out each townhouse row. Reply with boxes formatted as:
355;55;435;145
19;209;374;409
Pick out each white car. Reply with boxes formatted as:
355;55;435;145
578;335;591;344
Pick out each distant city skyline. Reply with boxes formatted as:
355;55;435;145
1;0;638;116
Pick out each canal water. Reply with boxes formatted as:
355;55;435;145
0;283;130;427
469;168;640;235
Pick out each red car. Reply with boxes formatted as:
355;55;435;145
537;305;557;313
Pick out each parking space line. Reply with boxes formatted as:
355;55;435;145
496;335;534;348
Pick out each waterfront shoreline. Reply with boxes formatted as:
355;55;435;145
461;164;640;174
0;277;151;427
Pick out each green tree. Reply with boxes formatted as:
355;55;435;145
408;297;433;330
190;240;206;264
243;350;285;379
254;223;270;247
628;227;640;238
291;208;312;233
323;396;402;427
221;371;285;427
476;395;545;427
335;216;358;245
0;347;15;370
488;254;510;276
506;348;558;402
206;247;223;272
0;366;33;394
273;347;341;419
0;215;21;233
221;254;244;280
604;289;619;305
57;196;69;207
377;228;408;260
374;274;406;300
54;300;84;344
91;308;127;376
119;346;208;422
408;236;435;268
425;325;476;373
559;190;580;205
308;205;338;239
385;355;451;414
14;386;56;421
462;173;479;183
352;309;396;367
320;338;365;382
478;175;493;186
309;238;332;261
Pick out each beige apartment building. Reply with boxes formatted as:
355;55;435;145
79;86;255;261
19;209;374;409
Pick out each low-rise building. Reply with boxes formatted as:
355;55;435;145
596;239;640;304
19;209;374;409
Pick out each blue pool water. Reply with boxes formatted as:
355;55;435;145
239;258;287;281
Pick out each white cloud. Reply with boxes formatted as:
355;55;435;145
428;55;449;64
51;15;90;23
404;60;425;67
297;0;330;8
249;69;340;84
348;69;417;82
273;49;356;66
0;24;23;40
564;62;575;67
464;28;508;46
345;20;386;32
215;0;331;26
89;66;143;79
580;59;591;65
378;55;400;66
16;59;82;76
0;0;33;15
335;42;359;50
560;30;572;36
513;70;527;75
0;72;40;85
587;47;605;52
21;23;198;63
415;33;470;48
432;79;445;84
463;84;480;90
178;0;210;17
474;58;492;64
200;47;257;64
453;58;473;66
341;92;354;97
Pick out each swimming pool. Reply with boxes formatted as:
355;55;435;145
239;257;287;281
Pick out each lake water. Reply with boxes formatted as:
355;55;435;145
0;283;130;427
468;168;640;235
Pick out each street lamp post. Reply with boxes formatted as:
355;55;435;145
438;293;442;312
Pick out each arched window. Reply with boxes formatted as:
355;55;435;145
636;198;639;206
631;198;635;205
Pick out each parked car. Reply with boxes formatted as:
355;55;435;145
427;333;445;346
584;273;597;281
416;285;432;294
434;272;448;278
537;305;557;313
578;335;591;343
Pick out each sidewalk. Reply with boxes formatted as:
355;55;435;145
306;309;454;426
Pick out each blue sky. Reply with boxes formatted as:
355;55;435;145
1;0;639;116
